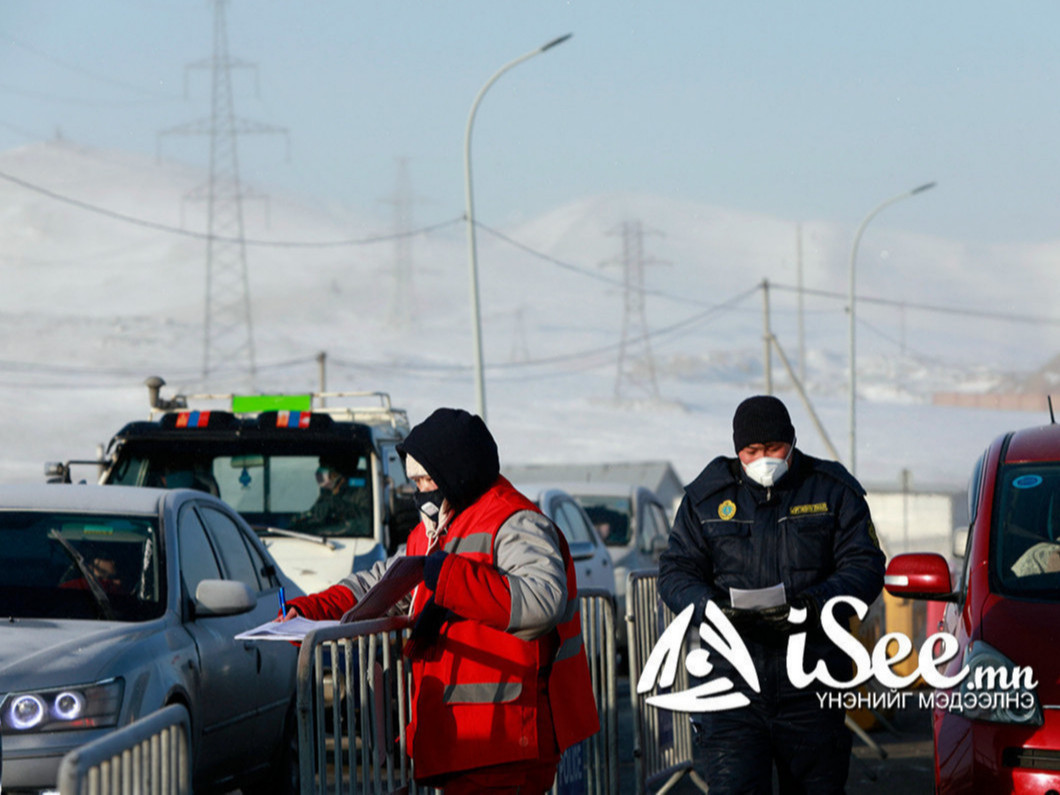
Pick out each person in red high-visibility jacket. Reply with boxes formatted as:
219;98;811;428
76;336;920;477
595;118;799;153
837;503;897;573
283;407;599;794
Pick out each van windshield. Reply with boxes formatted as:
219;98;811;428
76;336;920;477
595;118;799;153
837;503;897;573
993;463;1060;599
576;496;633;547
109;452;373;538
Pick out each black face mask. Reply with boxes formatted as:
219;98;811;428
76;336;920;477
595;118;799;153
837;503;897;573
414;489;444;519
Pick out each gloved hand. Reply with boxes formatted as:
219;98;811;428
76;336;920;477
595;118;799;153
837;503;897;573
757;594;821;637
423;550;448;591
403;597;450;657
756;603;794;635
720;604;761;632
789;594;820;628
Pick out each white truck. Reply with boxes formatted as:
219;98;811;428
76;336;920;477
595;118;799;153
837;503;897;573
49;376;419;595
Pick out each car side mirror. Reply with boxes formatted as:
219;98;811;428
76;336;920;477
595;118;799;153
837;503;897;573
568;540;595;562
884;553;958;602
648;535;668;558
194;579;256;617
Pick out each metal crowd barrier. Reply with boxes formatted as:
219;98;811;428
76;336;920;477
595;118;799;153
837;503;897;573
295;590;619;795
625;570;710;795
57;703;191;795
296;615;416;795
552;587;619;795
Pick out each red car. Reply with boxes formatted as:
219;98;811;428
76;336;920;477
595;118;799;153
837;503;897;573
886;421;1060;794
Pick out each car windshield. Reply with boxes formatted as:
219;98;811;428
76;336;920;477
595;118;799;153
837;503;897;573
993;463;1060;600
109;451;373;539
576;496;633;547
0;511;164;621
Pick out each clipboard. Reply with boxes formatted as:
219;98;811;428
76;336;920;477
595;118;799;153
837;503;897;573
340;554;426;622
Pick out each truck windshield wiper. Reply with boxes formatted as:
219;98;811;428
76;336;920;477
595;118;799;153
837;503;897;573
49;530;116;620
254;525;339;550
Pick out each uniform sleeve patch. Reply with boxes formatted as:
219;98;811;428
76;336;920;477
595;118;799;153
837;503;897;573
790;502;829;516
867;520;881;549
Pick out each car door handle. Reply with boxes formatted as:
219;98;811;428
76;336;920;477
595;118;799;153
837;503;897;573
243;642;263;673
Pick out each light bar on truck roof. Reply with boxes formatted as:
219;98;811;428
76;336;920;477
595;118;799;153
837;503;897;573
231;394;312;413
258;410;333;430
160;411;237;430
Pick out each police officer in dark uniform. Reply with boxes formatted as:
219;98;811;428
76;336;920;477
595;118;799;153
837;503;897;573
658;395;885;795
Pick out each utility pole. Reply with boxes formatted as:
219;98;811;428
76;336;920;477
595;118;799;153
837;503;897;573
762;279;773;394
604;220;666;401
796;223;806;383
157;0;289;388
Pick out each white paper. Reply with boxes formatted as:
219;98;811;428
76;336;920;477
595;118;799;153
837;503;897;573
235;616;341;642
729;583;786;610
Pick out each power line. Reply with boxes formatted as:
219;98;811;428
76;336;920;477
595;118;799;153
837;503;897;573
0;82;175;108
474;220;711;309
1;32;180;100
0;168;463;246
770;281;1060;327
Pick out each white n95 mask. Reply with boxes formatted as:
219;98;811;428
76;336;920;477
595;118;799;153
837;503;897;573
743;456;789;487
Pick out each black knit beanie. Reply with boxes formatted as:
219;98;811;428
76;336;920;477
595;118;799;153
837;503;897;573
732;395;795;452
397;408;500;513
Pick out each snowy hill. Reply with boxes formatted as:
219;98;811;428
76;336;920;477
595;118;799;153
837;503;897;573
0;139;1056;491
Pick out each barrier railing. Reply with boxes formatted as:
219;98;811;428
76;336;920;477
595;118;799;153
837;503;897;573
552;588;618;795
295;590;619;795
57;703;191;795
625;570;709;795
296;615;415;795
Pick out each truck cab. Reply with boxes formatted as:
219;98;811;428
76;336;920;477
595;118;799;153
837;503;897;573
50;377;418;595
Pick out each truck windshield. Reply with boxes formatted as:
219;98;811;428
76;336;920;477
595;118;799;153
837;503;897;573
993;463;1060;598
109;452;373;539
0;512;164;621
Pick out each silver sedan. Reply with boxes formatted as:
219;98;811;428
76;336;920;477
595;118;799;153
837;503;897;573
0;484;303;795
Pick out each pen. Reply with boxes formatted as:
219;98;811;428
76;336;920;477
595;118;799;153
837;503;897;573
278;586;287;618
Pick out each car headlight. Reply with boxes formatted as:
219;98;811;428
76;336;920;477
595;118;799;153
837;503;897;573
1;678;123;733
956;640;1042;726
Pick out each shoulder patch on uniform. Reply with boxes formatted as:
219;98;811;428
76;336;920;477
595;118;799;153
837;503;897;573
718;500;736;520
790;502;829;516
867;520;881;549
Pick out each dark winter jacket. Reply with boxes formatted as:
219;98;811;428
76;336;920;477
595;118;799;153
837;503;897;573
658;448;885;682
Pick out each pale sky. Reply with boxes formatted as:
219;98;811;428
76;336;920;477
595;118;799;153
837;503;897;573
1;1;1058;246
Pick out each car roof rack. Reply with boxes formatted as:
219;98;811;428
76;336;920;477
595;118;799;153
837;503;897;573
143;376;410;432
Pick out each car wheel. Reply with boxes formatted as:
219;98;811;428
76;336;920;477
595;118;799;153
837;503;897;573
257;703;299;795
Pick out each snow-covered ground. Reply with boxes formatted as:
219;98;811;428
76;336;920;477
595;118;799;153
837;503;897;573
1;139;1057;494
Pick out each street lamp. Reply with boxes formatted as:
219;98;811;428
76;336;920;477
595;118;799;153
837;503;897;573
848;181;935;476
464;34;572;423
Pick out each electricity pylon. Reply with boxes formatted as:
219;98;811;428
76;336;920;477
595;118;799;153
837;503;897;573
604;220;667;400
157;0;288;387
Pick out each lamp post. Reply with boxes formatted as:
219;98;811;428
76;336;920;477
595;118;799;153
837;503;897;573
848;181;935;476
464;34;572;423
